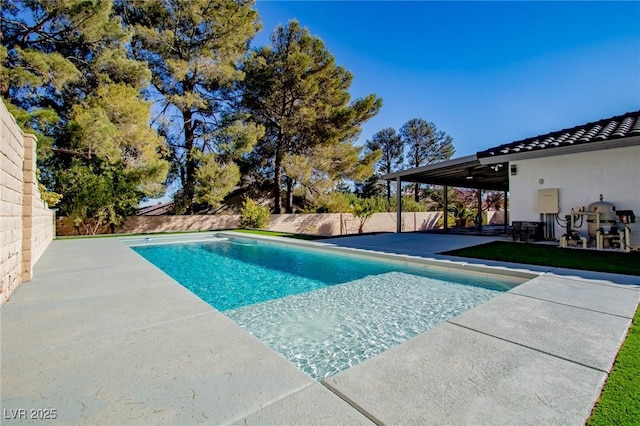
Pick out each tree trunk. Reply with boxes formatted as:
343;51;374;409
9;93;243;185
412;153;422;203
183;110;196;213
285;176;294;213
273;148;282;214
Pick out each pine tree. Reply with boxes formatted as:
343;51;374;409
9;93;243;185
240;20;382;213
400;118;455;201
2;0;169;232
117;0;262;212
366;127;403;201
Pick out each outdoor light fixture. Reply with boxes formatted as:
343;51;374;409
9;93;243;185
510;164;517;176
490;164;503;172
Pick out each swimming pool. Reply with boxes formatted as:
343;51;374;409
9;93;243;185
129;234;525;380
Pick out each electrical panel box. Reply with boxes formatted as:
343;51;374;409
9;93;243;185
538;188;559;214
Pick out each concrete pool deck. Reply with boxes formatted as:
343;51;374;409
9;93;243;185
1;233;639;425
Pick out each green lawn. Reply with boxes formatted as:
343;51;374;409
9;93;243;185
588;306;640;425
57;229;227;239
442;241;639;425
60;228;326;241
230;228;326;240
441;241;640;276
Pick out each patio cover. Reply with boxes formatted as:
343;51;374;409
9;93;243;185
382;154;509;192
382;155;509;233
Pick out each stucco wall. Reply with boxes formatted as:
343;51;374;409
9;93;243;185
508;144;640;243
57;210;505;237
1;99;54;305
58;212;446;236
266;211;446;235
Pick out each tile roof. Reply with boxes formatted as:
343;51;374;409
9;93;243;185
477;110;640;159
137;201;173;216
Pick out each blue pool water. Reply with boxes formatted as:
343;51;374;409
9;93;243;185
131;236;522;380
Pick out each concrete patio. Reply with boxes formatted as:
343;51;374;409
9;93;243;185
1;233;639;425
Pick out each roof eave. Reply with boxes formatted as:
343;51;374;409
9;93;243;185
478;135;640;165
382;154;479;180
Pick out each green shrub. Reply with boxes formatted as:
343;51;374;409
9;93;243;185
436;213;456;229
388;196;429;212
240;198;270;229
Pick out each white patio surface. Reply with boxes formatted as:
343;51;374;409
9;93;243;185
1;232;639;425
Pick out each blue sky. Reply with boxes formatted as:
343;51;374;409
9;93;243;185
252;1;640;157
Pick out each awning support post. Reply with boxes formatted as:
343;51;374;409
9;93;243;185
396;177;402;233
504;190;509;230
477;189;483;229
443;185;448;231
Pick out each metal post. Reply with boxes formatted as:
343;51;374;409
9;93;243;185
504;190;509;232
396;177;402;233
443;185;448;231
477;188;483;230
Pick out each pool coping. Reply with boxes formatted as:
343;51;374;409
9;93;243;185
2;233;639;425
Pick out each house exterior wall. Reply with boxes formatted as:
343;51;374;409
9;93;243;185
508;144;640;243
1;100;54;305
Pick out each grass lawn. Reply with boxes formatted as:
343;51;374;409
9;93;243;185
442;240;639;424
442;241;640;276
59;228;328;241
588;306;640;425
230;228;326;240
57;229;227;239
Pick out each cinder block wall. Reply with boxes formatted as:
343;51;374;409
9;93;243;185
1;99;54;305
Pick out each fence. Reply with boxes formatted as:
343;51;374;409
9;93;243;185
56;210;505;237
